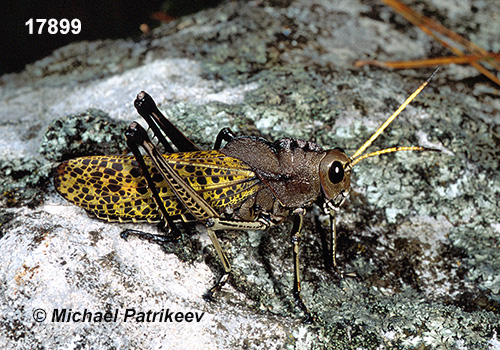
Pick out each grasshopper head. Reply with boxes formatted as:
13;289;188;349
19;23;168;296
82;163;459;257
319;148;352;211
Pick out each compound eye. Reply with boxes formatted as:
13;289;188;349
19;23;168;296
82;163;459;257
329;161;344;184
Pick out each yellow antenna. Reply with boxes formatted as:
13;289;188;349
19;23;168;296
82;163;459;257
350;146;436;167
350;68;441;167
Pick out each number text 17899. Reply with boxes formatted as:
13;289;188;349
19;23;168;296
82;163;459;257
25;18;81;35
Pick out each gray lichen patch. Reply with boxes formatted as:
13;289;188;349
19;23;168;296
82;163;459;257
141;4;287;84
312;280;500;349
39;109;128;162
0;158;51;209
242;67;338;140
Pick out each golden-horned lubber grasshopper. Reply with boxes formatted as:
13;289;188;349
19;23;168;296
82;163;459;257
54;72;439;322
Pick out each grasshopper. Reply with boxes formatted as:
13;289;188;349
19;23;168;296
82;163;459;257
54;72;439;321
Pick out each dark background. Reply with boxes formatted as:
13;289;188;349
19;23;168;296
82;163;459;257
1;0;223;75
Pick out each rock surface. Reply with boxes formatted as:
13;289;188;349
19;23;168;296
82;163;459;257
1;0;499;349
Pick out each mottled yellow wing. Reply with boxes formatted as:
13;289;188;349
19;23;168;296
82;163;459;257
54;150;263;223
